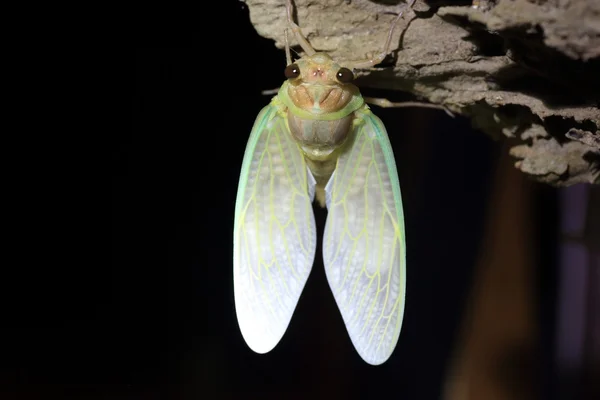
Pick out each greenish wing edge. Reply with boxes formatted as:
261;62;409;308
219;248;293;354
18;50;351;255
233;104;277;252
362;111;406;236
362;110;407;330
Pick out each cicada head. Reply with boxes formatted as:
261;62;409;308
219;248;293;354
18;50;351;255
283;53;360;114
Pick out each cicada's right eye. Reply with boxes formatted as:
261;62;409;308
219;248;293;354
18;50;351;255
284;63;301;79
336;67;354;83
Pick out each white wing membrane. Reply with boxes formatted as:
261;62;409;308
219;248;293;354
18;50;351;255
234;105;316;354
323;110;406;365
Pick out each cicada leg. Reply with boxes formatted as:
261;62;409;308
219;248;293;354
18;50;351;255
284;28;292;66
363;97;455;117
285;0;316;57
345;0;417;70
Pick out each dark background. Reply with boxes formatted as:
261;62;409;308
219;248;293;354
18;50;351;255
126;2;500;397
7;1;568;399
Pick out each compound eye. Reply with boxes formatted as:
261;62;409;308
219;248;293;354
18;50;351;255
284;64;301;79
336;67;354;83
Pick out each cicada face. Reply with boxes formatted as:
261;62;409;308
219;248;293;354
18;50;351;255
284;53;360;115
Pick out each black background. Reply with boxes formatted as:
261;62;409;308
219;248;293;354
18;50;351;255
127;1;499;397
10;1;559;399
129;2;494;398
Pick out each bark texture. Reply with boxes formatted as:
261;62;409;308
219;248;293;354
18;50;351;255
243;0;600;185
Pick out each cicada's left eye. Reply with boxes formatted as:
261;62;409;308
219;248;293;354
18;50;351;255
336;67;354;83
284;63;301;79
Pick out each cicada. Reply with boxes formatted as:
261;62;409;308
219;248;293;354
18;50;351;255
234;0;413;365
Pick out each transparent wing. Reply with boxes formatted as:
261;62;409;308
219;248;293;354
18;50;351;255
323;109;406;365
234;104;317;354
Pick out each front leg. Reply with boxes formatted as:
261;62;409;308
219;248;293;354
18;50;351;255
364;96;454;117
345;0;417;70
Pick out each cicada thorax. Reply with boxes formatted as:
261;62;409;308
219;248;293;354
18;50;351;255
286;110;354;207
278;53;367;205
287;111;353;150
288;112;353;209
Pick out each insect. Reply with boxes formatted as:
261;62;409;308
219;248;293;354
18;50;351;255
234;0;415;365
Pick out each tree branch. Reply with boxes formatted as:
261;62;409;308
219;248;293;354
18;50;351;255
243;0;600;185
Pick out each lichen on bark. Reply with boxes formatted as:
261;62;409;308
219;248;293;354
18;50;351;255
242;0;600;185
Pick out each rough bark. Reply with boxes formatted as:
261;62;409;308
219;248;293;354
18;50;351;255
242;0;600;185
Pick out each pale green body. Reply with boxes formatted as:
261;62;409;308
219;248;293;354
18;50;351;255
233;52;406;366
